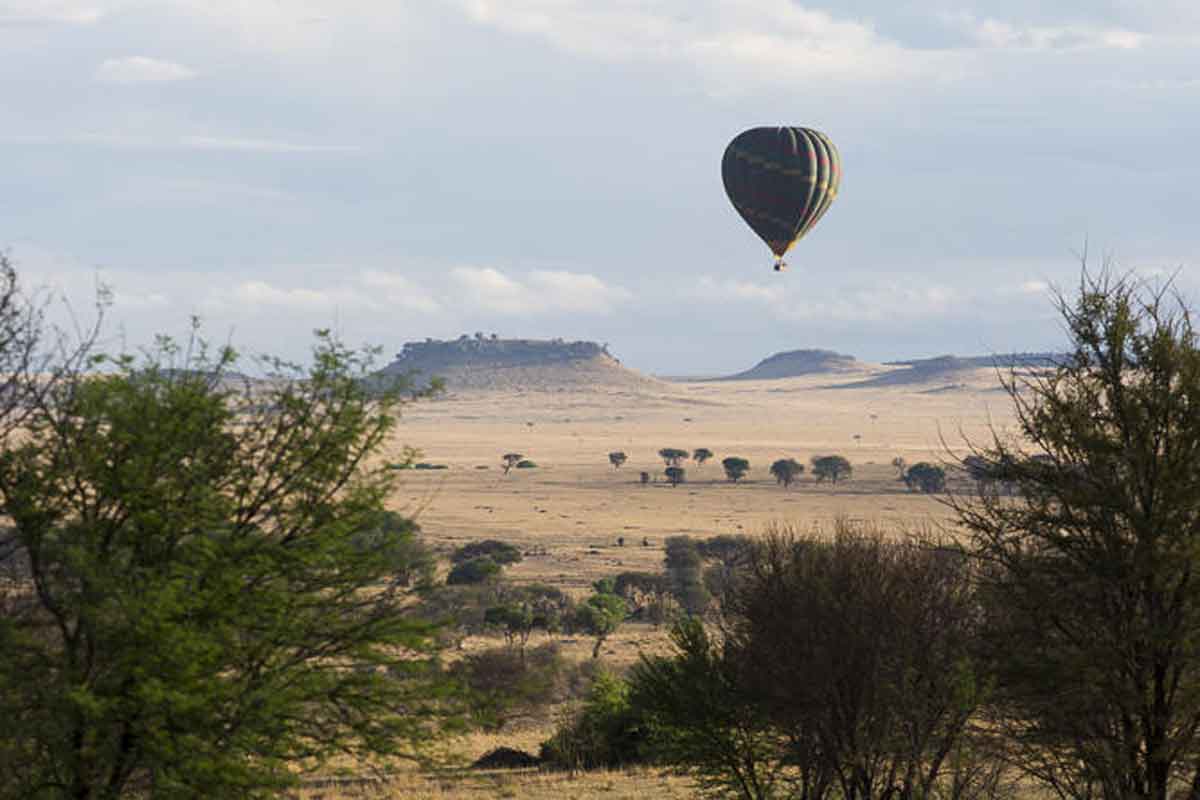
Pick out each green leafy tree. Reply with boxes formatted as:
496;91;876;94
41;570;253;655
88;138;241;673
810;454;852;483
665;536;711;615
903;461;946;494
573;587;628;659
664;465;686;486
350;509;437;588
721;456;750;483
658;447;689;467
0;326;459;799
768;458;804;487
692;448;714;467
446;556;503;585
608;451;627;468
956;272;1200;800
501;452;524;474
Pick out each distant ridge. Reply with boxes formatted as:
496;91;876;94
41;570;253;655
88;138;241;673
374;335;666;393
715;348;861;381
832;352;1065;389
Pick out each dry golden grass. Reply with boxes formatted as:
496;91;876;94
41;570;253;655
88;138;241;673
314;367;1018;795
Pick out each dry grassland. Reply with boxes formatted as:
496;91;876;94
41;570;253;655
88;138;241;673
336;367;1020;796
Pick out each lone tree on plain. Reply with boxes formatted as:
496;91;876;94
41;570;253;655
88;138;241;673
692;447;713;467
903;461;946;493
0;315;459;794
769;458;804;488
608;451;627;468
502;452;524;474
658;447;689;467
721;456;750;483
954;270;1200;800
664;466;686;486
811;454;852;483
891;456;908;480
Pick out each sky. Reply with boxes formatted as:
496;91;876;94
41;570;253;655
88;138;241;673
2;0;1199;375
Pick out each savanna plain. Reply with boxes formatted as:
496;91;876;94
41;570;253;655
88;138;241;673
306;364;1017;798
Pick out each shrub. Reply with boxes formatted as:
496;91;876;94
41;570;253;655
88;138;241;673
658;448;689;467
453;643;570;730
516;459;538;469
664;466;686;486
539;670;653;771
350;510;436;588
692;448;713;466
452;539;523;566
608;451;627;468
447;556;502;585
904;461;946;493
413;462;449;470
639;471;650;485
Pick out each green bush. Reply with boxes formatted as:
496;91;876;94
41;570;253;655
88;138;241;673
446;556;502;585
413;462;449;470
516;459;538;469
539;670;654;770
452;539;524;566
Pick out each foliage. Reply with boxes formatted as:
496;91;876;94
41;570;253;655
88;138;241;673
692;447;714;466
664;466;686;486
810;454;852;483
572;588;628;659
501;452;524;474
631;618;784;800
636;523;986;800
516;459;538;468
0;326;460;799
721;456;750;483
891;456;908;479
539;670;653;771
658;448;690;467
350;509;437;589
639;471;650;484
446;556;503;585
613;571;674;625
904;461;947;493
955;271;1200;800
664;536;712;615
768;458;804;487
451;643;570;731
608;451;627;468
452;539;524;566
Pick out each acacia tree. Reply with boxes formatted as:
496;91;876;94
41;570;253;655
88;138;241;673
811;454;852;483
954;271;1200;800
769;458;804;488
665;466;686;486
722;457;750;483
608;451;627;469
659;448;689;467
692;448;714;467
0;319;459;798
502;452;524;474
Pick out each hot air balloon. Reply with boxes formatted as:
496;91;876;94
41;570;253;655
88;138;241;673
721;126;841;272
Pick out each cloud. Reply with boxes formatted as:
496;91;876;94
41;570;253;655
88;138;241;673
1019;280;1049;294
95;56;197;83
947;14;1147;50
450;266;631;315
203;272;441;315
456;0;941;86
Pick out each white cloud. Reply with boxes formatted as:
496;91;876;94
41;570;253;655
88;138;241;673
457;0;941;86
949;15;1147;50
203;272;441;315
1019;280;1049;294
450;266;630;315
96;56;197;83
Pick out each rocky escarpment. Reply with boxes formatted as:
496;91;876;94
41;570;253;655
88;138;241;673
375;335;665;393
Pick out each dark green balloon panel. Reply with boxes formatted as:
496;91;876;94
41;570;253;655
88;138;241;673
721;127;841;258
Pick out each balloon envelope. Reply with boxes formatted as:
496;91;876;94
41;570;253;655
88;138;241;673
721;126;841;259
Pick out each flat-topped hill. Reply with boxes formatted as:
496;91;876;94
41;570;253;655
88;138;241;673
716;348;862;381
834;352;1064;389
375;335;667;393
